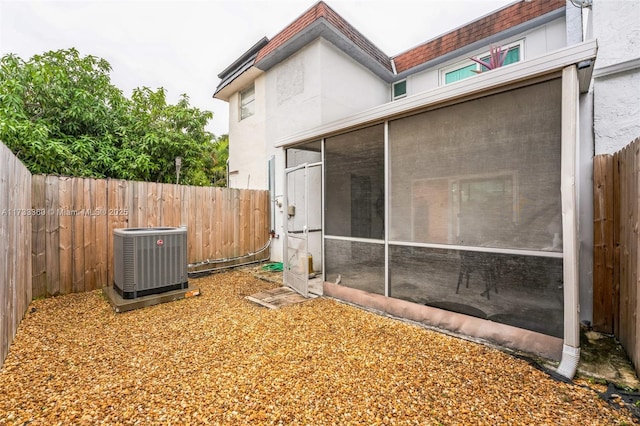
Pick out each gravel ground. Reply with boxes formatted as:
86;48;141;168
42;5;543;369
0;271;637;425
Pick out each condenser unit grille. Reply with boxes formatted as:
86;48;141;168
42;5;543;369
113;227;188;299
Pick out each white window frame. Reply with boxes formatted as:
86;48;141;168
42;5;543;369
439;39;525;86
239;84;255;120
392;79;407;101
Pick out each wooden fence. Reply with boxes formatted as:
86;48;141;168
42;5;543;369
593;137;639;373
0;143;32;368
30;176;271;299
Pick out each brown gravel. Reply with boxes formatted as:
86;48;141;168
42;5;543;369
0;271;637;425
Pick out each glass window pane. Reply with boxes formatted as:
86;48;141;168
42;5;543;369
389;79;562;252
479;46;521;72
326;239;385;295
325;124;385;239
389;245;563;338
240;85;255;120
286;140;321;168
445;63;477;84
504;46;520;65
393;80;407;99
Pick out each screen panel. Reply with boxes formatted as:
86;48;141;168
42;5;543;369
325;239;385;295
389;245;563;338
389;79;563;252
325;124;385;239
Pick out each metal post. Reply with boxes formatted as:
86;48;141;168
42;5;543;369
175;156;182;185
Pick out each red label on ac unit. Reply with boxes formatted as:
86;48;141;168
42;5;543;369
157;239;164;246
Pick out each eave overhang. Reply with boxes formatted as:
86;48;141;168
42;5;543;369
275;39;598;148
213;37;269;101
255;18;395;83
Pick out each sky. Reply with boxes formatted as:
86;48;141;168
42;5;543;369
0;0;515;137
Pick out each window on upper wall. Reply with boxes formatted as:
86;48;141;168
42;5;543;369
441;41;524;85
392;80;407;100
239;84;255;120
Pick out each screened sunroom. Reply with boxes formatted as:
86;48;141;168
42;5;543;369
280;41;596;366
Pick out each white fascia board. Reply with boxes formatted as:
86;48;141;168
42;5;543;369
213;67;263;102
275;39;598;148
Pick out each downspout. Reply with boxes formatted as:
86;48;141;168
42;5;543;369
557;65;581;379
268;155;276;235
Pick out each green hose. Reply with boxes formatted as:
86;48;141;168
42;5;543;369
261;262;283;272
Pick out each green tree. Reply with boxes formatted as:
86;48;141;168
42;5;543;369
0;48;222;186
210;134;229;187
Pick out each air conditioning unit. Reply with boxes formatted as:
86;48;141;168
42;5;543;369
113;227;188;299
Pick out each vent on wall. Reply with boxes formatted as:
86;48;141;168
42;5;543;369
113;227;188;299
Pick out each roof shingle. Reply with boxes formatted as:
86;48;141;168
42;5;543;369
392;0;566;74
255;1;392;72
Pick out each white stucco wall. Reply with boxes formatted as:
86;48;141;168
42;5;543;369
594;73;640;154
265;41;323;144
592;0;639;68
261;38;389;262
228;74;267;190
409;18;567;96
318;39;389;122
263;38;389;143
591;0;640;154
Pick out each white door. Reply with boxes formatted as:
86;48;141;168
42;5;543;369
284;163;321;296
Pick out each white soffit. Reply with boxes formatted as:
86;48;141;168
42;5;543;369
214;67;263;102
275;39;598;148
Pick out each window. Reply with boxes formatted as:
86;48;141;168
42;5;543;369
239;84;255;120
442;41;523;85
392;80;407;100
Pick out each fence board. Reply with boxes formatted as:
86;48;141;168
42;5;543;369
628;143;639;371
594;137;640;377
31;175;47;299
620;144;633;356
233;189;240;257
4;150;16;367
214;188;223;259
239;189;250;262
83;179;96;291
613;146;622;339
94;179;108;290
193;186;203;263
72;178;85;293
45;176;60;296
629;139;640;372
58;177;73;295
593;155;615;332
0;142;32;369
205;187;213;259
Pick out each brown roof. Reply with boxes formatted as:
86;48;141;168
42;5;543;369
392;0;566;74
218;0;567;95
255;1;392;72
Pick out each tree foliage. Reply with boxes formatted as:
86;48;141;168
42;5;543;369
0;48;227;186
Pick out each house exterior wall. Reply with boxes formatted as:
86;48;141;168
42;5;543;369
264;38;389;144
592;0;640;155
318;38;389;120
260;38;389;261
265;41;323;144
227;74;267;190
407;18;567;96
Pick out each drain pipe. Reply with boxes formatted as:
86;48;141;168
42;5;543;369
557;65;581;379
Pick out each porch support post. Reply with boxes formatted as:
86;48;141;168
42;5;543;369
557;64;581;379
384;121;390;297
